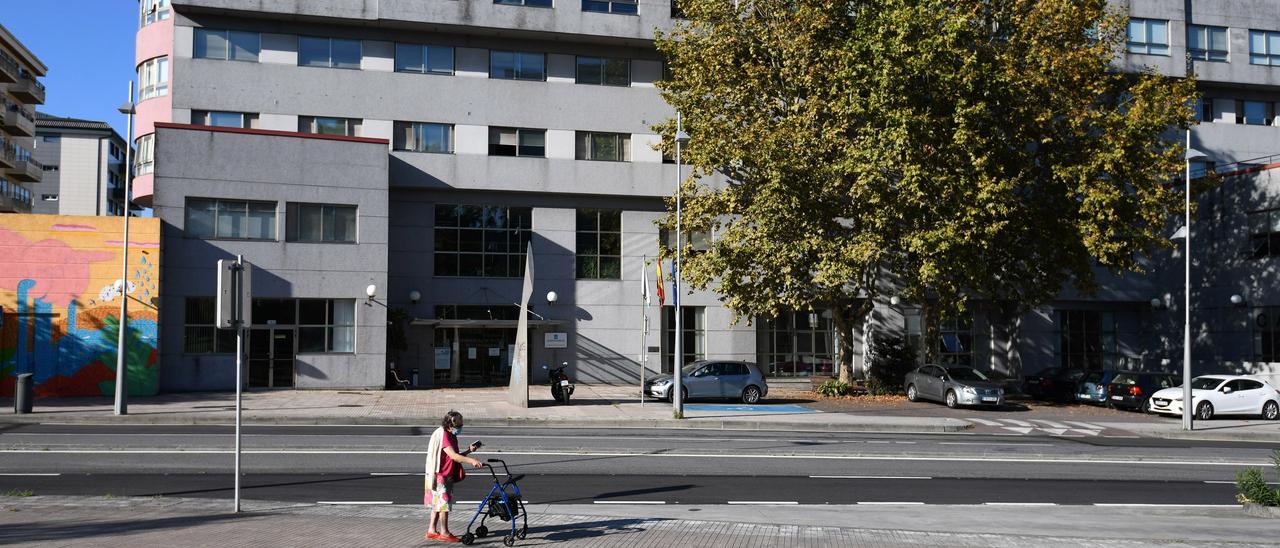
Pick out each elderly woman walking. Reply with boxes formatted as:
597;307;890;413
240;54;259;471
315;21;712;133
425;410;484;542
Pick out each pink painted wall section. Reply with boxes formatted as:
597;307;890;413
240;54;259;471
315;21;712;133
134;17;174;206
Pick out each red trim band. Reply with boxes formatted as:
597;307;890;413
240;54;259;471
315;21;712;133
153;122;389;145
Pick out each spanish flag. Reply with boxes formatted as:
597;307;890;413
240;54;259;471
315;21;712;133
655;260;666;306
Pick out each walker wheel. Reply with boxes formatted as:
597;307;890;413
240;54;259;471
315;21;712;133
460;533;475;545
503;535;516;547
476;526;488;538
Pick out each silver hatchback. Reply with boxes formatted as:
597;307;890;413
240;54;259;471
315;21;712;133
644;361;770;404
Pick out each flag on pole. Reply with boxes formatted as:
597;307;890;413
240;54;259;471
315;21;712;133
655;259;666;306
642;257;651;306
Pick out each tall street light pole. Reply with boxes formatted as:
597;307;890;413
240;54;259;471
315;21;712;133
114;82;136;416
1182;143;1207;431
673;113;690;418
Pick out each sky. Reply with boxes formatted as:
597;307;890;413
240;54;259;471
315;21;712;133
5;1;137;137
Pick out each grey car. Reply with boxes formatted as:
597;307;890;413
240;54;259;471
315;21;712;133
905;364;1004;408
644;360;769;404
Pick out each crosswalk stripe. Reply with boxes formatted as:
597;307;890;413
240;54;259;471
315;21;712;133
1002;427;1033;434
1064;421;1106;430
1000;419;1034;427
1030;420;1069;428
1069;429;1101;436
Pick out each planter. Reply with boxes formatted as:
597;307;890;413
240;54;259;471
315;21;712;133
1243;502;1280;518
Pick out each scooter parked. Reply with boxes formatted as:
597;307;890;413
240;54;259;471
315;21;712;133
544;362;574;405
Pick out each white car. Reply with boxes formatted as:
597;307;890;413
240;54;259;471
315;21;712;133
1148;375;1280;421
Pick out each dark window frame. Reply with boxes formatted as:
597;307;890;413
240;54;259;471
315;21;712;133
433;204;533;278
286;202;358;244
575;209;622;279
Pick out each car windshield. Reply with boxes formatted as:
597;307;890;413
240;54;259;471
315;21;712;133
681;363;705;375
1083;372;1104;383
1191;377;1226;390
1111;374;1138;386
946;367;989;381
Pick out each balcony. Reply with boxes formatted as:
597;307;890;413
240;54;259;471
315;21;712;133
0;50;16;84
9;70;45;104
0;141;13;169
1;100;34;137
8;151;42;182
0;180;32;213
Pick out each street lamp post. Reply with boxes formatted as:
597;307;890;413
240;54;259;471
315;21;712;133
114;83;136;416
673;113;690;418
1182;143;1207;431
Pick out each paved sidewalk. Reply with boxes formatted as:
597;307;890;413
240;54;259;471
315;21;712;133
0;496;1273;548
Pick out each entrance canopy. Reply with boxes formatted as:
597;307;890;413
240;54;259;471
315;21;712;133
410;318;563;329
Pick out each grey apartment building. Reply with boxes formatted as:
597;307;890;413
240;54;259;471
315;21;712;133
135;0;1280;392
0;24;45;214
31;114;131;216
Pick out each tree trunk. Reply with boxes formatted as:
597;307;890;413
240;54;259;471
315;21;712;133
833;299;874;384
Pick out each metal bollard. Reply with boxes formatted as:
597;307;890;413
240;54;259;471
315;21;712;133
14;373;33;414
411;368;420;387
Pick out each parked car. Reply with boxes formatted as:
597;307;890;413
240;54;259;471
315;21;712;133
1076;369;1121;405
1106;371;1180;412
1022;367;1086;401
1149;375;1280;420
905;365;1004;409
644;361;769;404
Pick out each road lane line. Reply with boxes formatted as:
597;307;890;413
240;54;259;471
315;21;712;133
939;442;1054;447
1093;503;1238;508
1030;420;1069;429
983;502;1057;506
999;419;1034;427
1064;421;1106;430
594;501;666;505
810;476;931;480
727;501;799;505
1204;480;1280;485
0;449;1265;466
0;473;61;476
856;502;925;505
370;472;420;476
317;501;393;505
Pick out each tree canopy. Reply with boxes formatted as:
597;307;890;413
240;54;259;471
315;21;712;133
655;0;1196;381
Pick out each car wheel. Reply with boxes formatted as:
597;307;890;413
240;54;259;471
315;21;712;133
1263;400;1279;421
906;384;918;402
741;385;762;404
1196;401;1214;421
945;390;958;409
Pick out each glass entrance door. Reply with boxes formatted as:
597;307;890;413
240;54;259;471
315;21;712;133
248;328;295;388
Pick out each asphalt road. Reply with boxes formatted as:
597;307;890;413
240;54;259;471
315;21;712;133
1;424;1274;507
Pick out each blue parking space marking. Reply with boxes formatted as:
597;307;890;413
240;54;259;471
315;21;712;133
684;404;819;413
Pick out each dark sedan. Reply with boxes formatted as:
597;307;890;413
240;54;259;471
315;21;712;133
1106;371;1181;412
1022;367;1086;401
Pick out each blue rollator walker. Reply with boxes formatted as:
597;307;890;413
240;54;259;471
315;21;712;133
460;459;527;546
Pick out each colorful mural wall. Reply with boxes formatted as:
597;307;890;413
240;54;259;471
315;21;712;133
0;214;160;397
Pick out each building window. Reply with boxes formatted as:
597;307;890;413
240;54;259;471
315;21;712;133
575;131;630;161
134;134;155;175
1127;18;1169;56
575;56;630;86
575;209;621;279
1236;100;1274;126
194;29;260;62
662;306;705;373
139;0;170;27
41;164;58;172
756;311;834;378
298;299;356;353
433;204;532;277
41;194;58;201
1255;308;1280;362
394;43;454;75
1196;97;1215;123
41;135;60;143
193;110;259;129
489;51;546;81
286;203;357;243
298;36;362;69
184;198;277;240
494;0;553;7
1189;25;1228;62
583;0;638;14
138;56;169;100
184;297;236;353
1249;208;1280;258
299;116;361;137
393;122;453;153
489;127;546;157
938;315;973;367
1250;30;1280;66
1057;310;1116;371
659;228;711;255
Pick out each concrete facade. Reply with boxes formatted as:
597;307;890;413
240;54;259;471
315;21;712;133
0;23;47;214
31;114;129;217
136;0;1280;392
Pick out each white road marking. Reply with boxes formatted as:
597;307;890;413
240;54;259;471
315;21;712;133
1068;430;1101;436
593;501;666;505
1102;435;1140;439
1064;421;1106;430
1039;428;1068;436
809;476;931;480
370;472;422;476
856;502;925;505
1092;503;1238;508
939;442;1054;447
983;502;1057;506
966;418;1003;427
727;501;798;505
0;449;1265;466
1001;427;1034;435
1030;420;1069;429
317;501;393;505
0;473;61;476
999;419;1034;427
1204;480;1280;485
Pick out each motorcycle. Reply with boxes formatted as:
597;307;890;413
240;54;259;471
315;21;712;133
544;362;574;405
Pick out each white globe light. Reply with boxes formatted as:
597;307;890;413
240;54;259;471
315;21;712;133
409;290;421;303
366;284;377;298
546;291;558;304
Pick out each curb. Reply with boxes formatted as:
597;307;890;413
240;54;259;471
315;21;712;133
1119;427;1280;444
0;413;970;433
1243;502;1280;519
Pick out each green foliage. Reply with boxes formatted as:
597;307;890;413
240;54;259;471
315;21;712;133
655;0;1196;384
2;489;33;497
816;379;854;397
1235;450;1280;506
869;335;916;394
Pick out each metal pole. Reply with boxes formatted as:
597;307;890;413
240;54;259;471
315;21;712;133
673;113;684;418
235;255;244;512
641;255;647;408
113;81;134;416
1182;130;1193;431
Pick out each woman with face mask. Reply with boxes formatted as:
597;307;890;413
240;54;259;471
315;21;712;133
425;410;484;542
